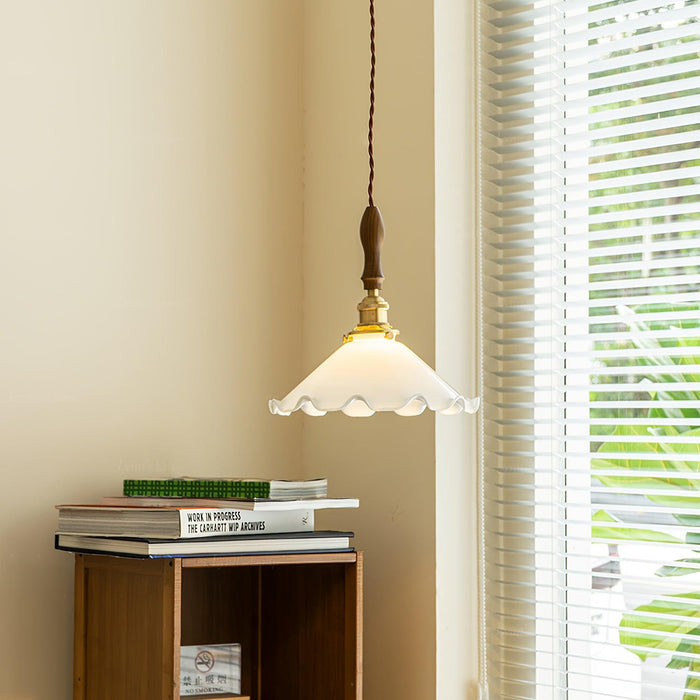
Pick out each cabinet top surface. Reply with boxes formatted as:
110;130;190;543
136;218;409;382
181;551;358;568
77;550;360;570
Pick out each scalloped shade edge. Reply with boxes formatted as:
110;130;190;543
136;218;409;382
269;333;480;417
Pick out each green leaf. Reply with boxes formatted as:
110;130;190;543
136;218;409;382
614;309;700;418
684;659;700;700
591;304;700;675
593;424;700;477
620;593;700;661
592;510;682;544
657;558;700;577
594;425;700;528
667;653;691;670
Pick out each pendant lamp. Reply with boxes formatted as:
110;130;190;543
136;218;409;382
269;0;480;418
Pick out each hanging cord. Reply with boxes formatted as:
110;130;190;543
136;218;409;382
367;0;376;206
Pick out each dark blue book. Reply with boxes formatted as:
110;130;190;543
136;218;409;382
55;530;353;558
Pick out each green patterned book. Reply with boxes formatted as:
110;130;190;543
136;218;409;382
123;477;327;500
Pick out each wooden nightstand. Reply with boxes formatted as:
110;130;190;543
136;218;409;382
72;551;363;699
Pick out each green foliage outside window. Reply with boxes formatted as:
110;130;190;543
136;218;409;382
584;1;700;695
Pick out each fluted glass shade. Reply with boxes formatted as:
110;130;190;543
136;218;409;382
269;332;480;417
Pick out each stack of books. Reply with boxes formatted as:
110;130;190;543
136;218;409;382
54;477;358;558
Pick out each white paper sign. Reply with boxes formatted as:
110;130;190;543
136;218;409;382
180;643;241;696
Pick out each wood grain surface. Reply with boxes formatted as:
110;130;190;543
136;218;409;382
72;552;362;699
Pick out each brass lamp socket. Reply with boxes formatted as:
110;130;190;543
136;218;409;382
357;289;389;325
342;289;398;342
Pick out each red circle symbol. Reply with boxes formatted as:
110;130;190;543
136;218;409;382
194;650;215;673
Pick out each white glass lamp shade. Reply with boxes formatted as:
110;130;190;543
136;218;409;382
269;332;480;417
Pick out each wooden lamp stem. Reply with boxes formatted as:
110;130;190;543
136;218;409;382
360;205;385;291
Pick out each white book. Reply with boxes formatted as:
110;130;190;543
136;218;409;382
56;504;314;539
101;495;360;512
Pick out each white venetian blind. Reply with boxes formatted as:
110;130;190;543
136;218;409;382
478;0;700;698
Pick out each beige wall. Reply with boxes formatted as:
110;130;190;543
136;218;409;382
0;2;303;698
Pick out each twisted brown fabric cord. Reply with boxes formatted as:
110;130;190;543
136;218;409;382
368;0;376;206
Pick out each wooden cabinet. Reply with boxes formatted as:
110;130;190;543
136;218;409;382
73;551;362;700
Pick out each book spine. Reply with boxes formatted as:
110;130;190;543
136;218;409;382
178;508;314;538
124;479;271;499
